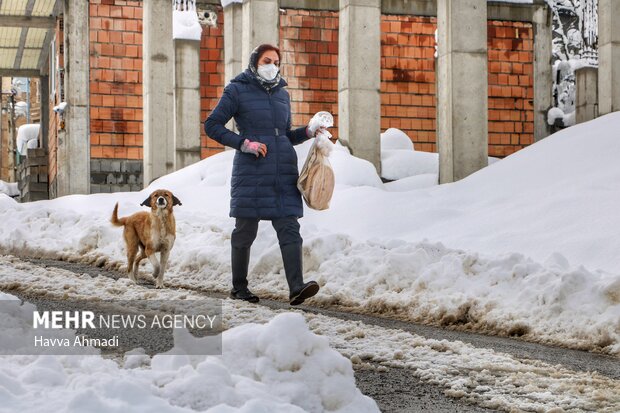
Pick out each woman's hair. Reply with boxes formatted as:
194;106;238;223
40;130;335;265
250;44;281;69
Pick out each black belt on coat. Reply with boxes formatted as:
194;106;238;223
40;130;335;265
240;128;281;136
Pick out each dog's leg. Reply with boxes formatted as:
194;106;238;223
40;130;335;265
126;244;138;283
156;249;171;289
124;226;141;283
146;247;161;286
133;247;147;280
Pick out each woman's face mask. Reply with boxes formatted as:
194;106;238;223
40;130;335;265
257;63;279;81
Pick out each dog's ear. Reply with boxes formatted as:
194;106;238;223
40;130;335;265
172;195;182;206
140;196;152;208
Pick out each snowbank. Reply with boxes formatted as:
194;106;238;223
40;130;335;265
2;259;617;413
380;128;438;182
0;181;19;198
1;114;620;354
379;128;497;183
0;290;377;413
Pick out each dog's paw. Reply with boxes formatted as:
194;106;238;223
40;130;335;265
128;274;137;283
155;282;165;289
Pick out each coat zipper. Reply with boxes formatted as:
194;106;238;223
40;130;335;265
267;88;284;214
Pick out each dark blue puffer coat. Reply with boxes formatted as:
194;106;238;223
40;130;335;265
204;70;309;219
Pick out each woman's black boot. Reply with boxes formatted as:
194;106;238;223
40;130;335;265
230;247;259;303
281;243;319;305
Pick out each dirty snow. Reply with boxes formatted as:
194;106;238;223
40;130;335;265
0;283;376;413
0;259;618;412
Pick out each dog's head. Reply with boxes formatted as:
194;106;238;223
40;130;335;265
140;189;182;211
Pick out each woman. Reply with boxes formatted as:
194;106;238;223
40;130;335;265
204;44;326;305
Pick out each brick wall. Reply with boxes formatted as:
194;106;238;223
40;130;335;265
43;3;537;195
198;8;341;159
89;0;143;162
488;21;534;156
380;16;534;157
199;8;226;159
89;1;224;165
381;15;437;153
280;9;339;139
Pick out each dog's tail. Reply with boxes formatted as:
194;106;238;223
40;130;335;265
110;203;126;227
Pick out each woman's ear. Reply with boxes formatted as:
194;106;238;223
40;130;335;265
140;196;152;207
172;195;182;206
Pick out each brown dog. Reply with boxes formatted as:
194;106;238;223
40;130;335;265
111;189;182;288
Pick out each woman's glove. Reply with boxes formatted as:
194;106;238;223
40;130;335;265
240;139;267;157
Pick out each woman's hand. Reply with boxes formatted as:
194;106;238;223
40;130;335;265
240;139;267;157
307;119;326;138
307;111;333;137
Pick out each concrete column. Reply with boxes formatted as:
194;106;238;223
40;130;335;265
598;0;620;115
143;0;174;186
224;2;243;83
338;0;381;172
533;1;553;141
241;0;279;68
174;40;201;169
60;0;90;196
223;2;243;136
437;0;488;184
576;67;598;123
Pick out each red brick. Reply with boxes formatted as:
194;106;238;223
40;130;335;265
121;6;134;19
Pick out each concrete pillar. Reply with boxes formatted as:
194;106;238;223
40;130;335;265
436;0;488;184
338;0;381;172
241;0;279;68
533;1;553;141
576;67;598;123
60;0;90;196
143;0;174;186
224;2;243;83
598;0;620;115
174;40;201;170
223;2;243;135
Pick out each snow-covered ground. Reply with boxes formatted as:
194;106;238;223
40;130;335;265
0;279;377;413
1;257;618;413
1;113;619;355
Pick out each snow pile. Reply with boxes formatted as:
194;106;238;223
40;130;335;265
173;0;202;41
0;181;19;198
1;114;620;353
155;312;377;413
16;124;40;156
0;290;378;413
0;290;98;356
380;128;438;186
379;129;498;187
